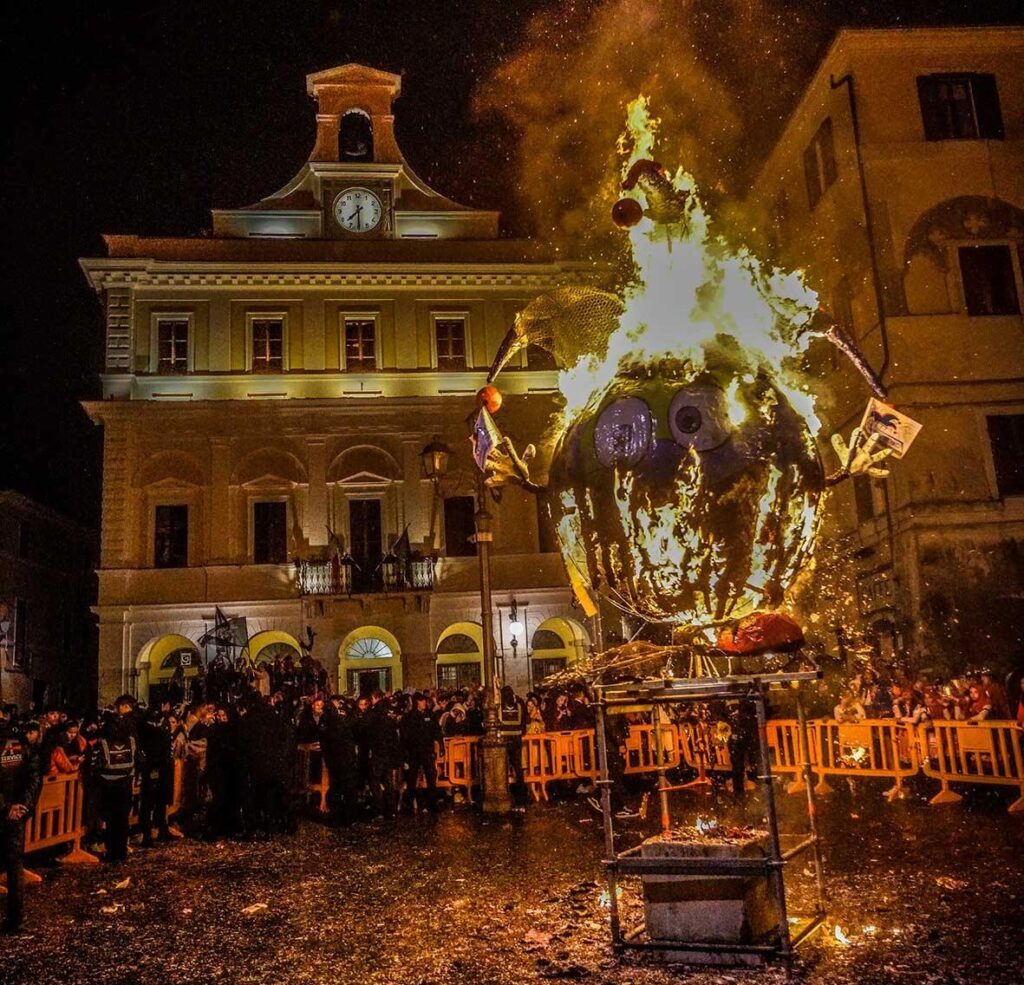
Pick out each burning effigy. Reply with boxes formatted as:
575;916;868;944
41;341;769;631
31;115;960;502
479;97;917;648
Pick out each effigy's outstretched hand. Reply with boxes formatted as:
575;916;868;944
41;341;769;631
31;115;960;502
482;437;543;493
826;427;893;486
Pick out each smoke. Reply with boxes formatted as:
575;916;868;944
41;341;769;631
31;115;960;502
474;0;823;250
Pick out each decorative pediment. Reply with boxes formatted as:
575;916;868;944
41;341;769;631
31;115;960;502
334;469;395;486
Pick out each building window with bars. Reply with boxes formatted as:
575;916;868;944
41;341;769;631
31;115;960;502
435;317;467;370
251;317;285;372
803;117;838;210
253;501;288;564
958;245;1020;316
154;504;189;568
344;318;377;371
917;74;1004;141
156;319;189;374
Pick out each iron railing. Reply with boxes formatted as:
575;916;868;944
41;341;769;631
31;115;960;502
296;557;435;596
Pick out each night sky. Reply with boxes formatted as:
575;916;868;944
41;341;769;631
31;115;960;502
3;1;1022;528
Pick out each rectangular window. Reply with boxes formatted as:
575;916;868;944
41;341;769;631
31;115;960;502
443;496;477;557
157;319;189;374
852;475;877;525
917;74;1004;141
251;318;284;372
987;414;1024;498
958;245;1020;316
803;117;837;210
154;504;189;568
253;501;288;564
344;318;377;371
435;318;467;370
1;599;26;669
437;663;480;690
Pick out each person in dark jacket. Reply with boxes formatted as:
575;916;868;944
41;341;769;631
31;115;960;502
1;714;43;933
238;697;295;837
320;703;359;827
364;693;402;817
400;693;443;813
498;685;528;806
138;712;175;845
204;707;239;838
93;697;141;864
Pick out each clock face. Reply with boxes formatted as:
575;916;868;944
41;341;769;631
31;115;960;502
333;188;383;234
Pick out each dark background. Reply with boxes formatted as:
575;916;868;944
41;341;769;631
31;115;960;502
3;1;1022;528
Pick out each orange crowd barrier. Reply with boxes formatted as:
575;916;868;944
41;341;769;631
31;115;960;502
916;720;1024;813
764;719;817;794
808;719;918;800
441;735;479;801
623;723;680;774
297;742;329;813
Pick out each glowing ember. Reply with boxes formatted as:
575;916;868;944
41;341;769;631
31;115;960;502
695;816;717;835
834;924;852;946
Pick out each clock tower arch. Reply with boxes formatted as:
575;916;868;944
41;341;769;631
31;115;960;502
210;63;499;241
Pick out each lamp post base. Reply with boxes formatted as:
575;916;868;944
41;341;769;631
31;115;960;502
480;730;513;814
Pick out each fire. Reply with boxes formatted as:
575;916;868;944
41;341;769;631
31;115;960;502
544;97;825;627
559;96;821;432
695;816;717;835
834;924;852;946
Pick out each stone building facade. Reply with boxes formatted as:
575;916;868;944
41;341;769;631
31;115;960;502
749;27;1024;672
81;65;594;704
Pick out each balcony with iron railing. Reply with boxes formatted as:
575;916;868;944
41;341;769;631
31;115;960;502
296;556;436;597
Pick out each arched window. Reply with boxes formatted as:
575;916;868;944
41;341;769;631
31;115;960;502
346;637;393;661
436;633;479;655
339;110;373;162
530;629;564;651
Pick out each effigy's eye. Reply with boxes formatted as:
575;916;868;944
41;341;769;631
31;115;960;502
593;397;652;468
669;386;731;451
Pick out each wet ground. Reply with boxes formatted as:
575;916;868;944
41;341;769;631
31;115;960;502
4;776;1022;985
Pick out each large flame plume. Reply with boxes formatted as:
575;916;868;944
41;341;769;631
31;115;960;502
560;96;821;438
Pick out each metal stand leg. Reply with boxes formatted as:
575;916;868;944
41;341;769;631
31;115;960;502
796;692;826;916
595;699;621;948
755;687;792;966
652;704;671;836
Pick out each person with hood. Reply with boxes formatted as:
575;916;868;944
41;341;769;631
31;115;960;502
92;695;142;863
400;693;443;813
1;713;42;933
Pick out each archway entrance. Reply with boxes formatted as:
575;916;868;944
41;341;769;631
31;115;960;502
339;626;402;694
530;617;590;684
241;630;303;666
137;634;200;707
435;622;484;690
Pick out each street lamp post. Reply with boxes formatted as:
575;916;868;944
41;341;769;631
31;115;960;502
474;470;512;814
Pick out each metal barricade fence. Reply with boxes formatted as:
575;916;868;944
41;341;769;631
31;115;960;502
623;723;680;774
917;720;1024;813
809;719;918;800
765;719;818;794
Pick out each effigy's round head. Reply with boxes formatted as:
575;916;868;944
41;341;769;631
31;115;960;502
547;349;824;627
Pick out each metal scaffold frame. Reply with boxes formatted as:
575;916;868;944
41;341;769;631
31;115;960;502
594;670;828;971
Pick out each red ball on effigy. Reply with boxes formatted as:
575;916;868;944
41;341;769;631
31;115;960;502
476;385;502;414
611;197;643;228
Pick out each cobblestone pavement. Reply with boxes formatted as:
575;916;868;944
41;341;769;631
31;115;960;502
3;779;1022;985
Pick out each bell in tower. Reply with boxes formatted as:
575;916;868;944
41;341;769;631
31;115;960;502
339;109;373;162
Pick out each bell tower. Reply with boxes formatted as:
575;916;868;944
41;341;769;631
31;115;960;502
305;64;402;164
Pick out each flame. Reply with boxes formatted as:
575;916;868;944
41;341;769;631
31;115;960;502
834;924;852;946
549;97;823;627
560;96;819;429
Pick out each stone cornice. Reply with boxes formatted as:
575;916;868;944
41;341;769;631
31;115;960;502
79;259;600;292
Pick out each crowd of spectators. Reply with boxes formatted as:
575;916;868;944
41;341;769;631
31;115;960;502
832;663;1024;726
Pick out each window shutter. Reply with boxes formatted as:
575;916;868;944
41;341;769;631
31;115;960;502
916;76;944;141
818;118;838;188
972;74;1004;140
802;141;821;209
